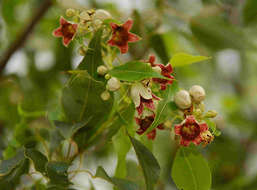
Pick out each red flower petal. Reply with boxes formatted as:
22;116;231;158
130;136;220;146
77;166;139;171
60;16;68;25
152;93;160;101
107;39;116;46
199;123;208;132
53;27;63;37
148;55;156;66
123;19;133;31
147;129;156;140
174;125;182;135
128;33;140;42
120;44;129;54
110;22;119;30
157;124;164;130
180;139;190;146
136;102;144;116
63;36;72;47
143;99;155;110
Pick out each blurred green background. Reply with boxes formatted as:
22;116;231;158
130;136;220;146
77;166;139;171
0;0;257;189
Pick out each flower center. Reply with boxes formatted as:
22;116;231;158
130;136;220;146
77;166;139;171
181;123;200;140
62;24;75;38
140;116;154;130
113;27;129;45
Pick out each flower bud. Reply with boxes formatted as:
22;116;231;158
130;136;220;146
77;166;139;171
66;8;76;17
189;85;206;103
174;90;192;110
97;65;108;75
101;91;110;101
204;110;218;118
94;9;111;21
152;66;162;73
105;74;111;80
106;77;120;92
80;11;91;21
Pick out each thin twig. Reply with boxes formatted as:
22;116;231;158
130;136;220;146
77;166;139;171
0;0;53;75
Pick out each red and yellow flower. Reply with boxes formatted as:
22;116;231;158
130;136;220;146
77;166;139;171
108;19;140;54
174;115;209;146
53;16;78;47
135;111;164;140
147;55;174;90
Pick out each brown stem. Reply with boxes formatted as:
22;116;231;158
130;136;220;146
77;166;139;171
0;0;53;75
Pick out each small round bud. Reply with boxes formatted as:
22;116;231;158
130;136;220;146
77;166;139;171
204;110;218;118
152;66;162;73
66;8;76;17
78;46;87;56
106;77;120;92
94;9;111;21
105;74;111;80
101;91;110;101
189;85;206;103
97;65;108;75
174;90;192;110
80;11;91;21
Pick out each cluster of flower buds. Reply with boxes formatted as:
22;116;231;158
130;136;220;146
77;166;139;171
53;8;112;48
96;65;122;101
173;85;218;146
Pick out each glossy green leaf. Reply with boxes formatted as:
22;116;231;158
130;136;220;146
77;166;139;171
0;158;29;190
170;53;210;67
171;146;211;190
109;61;167;82
24;148;48;174
62;72;113;149
0;149;24;176
46;162;71;186
129;136;160;190
243;0;257;25
95;166;139;190
54;118;91;140
78;29;104;80
113;127;131;178
146;81;179;134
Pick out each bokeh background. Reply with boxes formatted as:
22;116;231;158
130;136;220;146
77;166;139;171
0;0;257;189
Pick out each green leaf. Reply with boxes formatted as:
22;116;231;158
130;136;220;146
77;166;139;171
146;81;179;134
0;149;24;176
113;127;131;178
171;146;211;190
78;29;104;80
243;0;257;25
169;53;210;67
24;148;48;174
95;166;139;190
46;162;71;186
62;72;113;149
54;118;91;140
129;136;160;190
109;61;168;82
0;158;29;190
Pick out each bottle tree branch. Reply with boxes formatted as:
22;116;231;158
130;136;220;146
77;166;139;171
0;0;53;75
